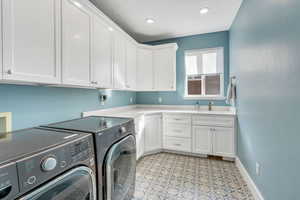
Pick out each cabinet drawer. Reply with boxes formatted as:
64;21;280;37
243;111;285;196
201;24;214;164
163;137;191;152
192;115;234;127
164;114;191;125
165;123;191;138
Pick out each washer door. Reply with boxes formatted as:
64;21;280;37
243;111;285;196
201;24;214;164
105;135;136;200
19;167;96;200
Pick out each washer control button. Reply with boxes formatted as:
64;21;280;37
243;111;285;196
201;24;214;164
27;176;36;185
60;161;67;168
41;157;57;172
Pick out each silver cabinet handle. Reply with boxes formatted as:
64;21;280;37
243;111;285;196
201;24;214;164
91;81;98;85
172;129;182;133
173;143;181;146
174;118;182;121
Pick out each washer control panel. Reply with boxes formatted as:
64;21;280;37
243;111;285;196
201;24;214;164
17;135;94;194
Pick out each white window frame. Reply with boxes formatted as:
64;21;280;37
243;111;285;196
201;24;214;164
184;47;225;100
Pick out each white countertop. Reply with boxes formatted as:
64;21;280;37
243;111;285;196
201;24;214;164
83;105;236;119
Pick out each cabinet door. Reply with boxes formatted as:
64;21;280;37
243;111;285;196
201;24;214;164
126;41;137;90
62;0;91;86
213;127;235;157
113;33;126;89
153;48;176;91
91;16;113;88
134;116;145;160
2;0;61;84
192;126;212;154
144;115;162;152
137;48;153;91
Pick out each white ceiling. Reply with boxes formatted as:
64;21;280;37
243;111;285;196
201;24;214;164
90;0;243;42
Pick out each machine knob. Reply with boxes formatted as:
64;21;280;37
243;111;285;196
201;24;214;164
119;126;127;134
41;157;57;172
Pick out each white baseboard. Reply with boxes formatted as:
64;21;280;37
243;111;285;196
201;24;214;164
236;157;264;200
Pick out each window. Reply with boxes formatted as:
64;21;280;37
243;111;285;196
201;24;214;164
184;47;224;99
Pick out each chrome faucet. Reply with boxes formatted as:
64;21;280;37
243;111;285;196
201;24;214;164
208;101;214;111
195;101;200;111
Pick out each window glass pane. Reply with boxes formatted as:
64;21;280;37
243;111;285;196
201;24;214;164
188;77;202;95
202;53;217;74
185;55;198;75
205;75;221;95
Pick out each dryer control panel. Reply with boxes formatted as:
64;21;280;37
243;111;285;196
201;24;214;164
17;134;94;195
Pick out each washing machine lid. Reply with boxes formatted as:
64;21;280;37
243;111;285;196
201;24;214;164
43;116;132;134
0;128;81;165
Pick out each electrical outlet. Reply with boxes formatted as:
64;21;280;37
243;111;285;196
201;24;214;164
256;162;261;176
158;97;162;103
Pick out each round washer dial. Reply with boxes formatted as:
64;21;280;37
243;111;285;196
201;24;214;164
41;157;57;172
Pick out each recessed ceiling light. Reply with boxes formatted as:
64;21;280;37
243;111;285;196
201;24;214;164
108;27;114;31
200;7;209;15
146;18;155;24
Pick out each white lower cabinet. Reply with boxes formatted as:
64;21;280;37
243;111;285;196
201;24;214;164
192;126;212;154
164;137;191;152
144;114;162;153
136;113;235;160
192;126;235;158
134;116;145;160
213;127;235;157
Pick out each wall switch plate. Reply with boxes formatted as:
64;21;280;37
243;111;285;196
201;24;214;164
158;97;163;103
256;162;261;176
130;97;133;103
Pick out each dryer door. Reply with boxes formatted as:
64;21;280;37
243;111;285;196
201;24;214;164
19;166;96;200
105;135;136;200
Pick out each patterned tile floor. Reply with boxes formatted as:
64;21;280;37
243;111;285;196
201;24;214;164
133;153;254;200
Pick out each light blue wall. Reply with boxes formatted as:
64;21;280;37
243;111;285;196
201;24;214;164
230;0;300;199
0;84;136;131
136;31;230;106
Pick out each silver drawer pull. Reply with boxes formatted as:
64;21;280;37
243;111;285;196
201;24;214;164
173;143;181;146
172;129;182;133
174;118;182;121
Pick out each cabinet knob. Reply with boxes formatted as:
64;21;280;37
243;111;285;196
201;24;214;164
6;69;13;75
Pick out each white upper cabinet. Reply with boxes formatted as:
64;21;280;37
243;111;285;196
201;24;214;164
137;48;153;91
0;0;177;90
136;43;177;91
91;16;113;88
2;0;61;84
113;32;126;89
62;0;91;87
125;41;137;90
153;47;177;91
